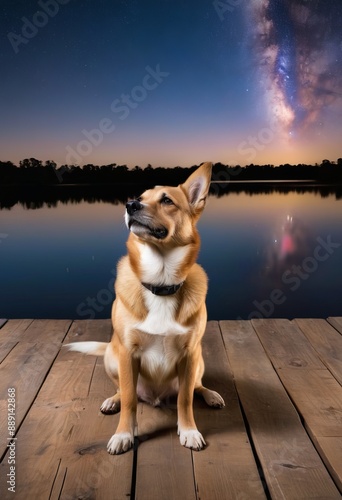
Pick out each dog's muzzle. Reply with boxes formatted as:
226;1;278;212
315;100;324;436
126;200;143;215
126;200;168;240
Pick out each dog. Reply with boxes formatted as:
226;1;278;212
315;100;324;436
67;162;225;454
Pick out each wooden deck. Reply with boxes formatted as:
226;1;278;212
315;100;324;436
0;318;342;499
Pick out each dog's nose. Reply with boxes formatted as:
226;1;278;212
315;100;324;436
126;200;143;216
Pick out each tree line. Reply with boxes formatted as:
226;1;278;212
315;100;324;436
0;158;342;186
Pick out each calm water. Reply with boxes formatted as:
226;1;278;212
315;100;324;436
1;184;342;320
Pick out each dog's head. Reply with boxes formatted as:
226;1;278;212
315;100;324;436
125;162;212;245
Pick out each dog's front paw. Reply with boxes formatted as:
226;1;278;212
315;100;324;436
107;432;133;454
178;428;206;451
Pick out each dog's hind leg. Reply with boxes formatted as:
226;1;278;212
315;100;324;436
195;385;225;408
194;355;225;408
101;391;121;414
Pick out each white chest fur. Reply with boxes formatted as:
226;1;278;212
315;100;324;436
136;291;188;335
135;243;190;336
138;243;189;285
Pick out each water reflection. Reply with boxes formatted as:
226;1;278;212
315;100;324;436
0;184;341;320
0;184;145;210
1;182;342;210
263;215;314;288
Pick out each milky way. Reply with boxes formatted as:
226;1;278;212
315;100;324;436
247;0;342;136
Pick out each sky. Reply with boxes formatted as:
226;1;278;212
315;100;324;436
1;0;342;168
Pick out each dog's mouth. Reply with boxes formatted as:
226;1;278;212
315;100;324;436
128;218;168;240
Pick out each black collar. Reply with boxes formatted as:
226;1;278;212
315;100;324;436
142;282;184;296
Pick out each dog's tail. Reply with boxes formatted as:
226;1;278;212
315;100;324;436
65;341;108;356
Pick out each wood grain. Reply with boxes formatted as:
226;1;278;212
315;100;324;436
294;318;342;384
252;318;342;494
222;319;340;499
1;318;342;498
193;321;266;500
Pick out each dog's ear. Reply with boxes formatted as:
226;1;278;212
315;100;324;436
180;162;212;215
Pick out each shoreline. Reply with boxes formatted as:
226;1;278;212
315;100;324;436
1;179;342;187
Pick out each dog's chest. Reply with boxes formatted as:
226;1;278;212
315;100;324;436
135;243;189;336
133;333;184;379
135;292;188;335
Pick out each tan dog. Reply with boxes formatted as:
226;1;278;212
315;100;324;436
67;162;225;454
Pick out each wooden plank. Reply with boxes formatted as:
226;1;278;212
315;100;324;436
135;402;196;500
52;397;133;500
18;318;72;345
0;319;33;342
0;320;133;500
251;318;324;370
135;321;266;500
0;341;17;363
64;318;112;343
328;317;342;335
252;319;342;493
2;317;342;498
0;319;7;328
0;320;124;498
0;341;52;419
57;447;132;500
294;318;342;385
221;320;341;499
317;437;342;493
269;367;342;492
52;320;133;500
271;368;342;437
0;320;72;457
193;321;266;500
32;319;112;406
0;318;70;345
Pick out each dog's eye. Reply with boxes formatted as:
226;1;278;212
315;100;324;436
137;196;142;202
161;196;174;205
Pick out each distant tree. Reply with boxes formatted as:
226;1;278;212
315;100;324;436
321;159;332;167
2;156;342;186
0;160;16;171
19;158;42;169
44;160;57;170
0;161;16;183
83;163;96;173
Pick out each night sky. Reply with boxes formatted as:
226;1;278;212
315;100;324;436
1;0;342;168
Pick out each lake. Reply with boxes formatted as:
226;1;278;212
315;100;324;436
1;183;341;321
